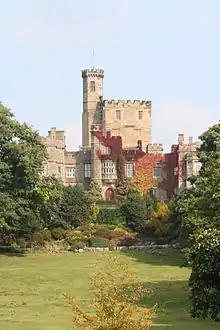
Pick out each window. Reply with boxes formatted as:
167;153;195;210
134;129;141;137
58;166;61;174
90;81;95;92
66;167;75;177
153;162;162;180
125;163;133;178
115;110;121;120
102;160;116;178
84;163;91;178
138;110;143;120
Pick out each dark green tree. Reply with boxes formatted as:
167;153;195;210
0;103;47;237
170;122;220;244
171;122;220;321
145;190;158;220
121;190;147;232
59;184;90;228
187;228;220;321
88;180;103;202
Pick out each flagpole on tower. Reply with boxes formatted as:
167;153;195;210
92;50;95;69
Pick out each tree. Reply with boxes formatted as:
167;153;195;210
35;175;64;228
145;190;158;219
88;180;103;202
0;103;47;236
148;201;171;237
121;189;147;232
170;122;220;321
187;228;220;321
115;177;131;201
170;122;220;244
70;254;155;329
59;184;90;228
89;202;100;223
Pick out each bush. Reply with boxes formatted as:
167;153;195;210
70;254;155;329
51;227;67;240
0;231;15;245
87;236;109;248
110;227;130;239
93;227;113;240
70;241;85;251
78;223;96;237
118;235;140;247
0;245;23;254
96;208;125;225
65;231;86;246
16;237;26;248
32;230;52;246
148;201;171;237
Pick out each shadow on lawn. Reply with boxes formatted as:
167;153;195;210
140;280;218;329
0;245;26;257
120;248;187;268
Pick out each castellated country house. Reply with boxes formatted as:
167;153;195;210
42;67;201;201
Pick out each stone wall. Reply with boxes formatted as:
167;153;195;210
103;100;151;149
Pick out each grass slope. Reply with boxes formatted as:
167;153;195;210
0;249;218;329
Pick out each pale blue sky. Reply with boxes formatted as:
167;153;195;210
0;0;219;151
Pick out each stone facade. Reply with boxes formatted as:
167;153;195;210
42;67;201;200
103;100;151;148
81;68;152;148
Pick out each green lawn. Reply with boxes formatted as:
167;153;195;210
0;249;218;330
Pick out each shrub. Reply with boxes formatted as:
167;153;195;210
51;227;67;240
78;223;96;237
70;241;85;251
0;231;15;245
0;245;23;254
16;237;26;248
65;231;86;246
69;254;155;329
110;227;130;239
87;236;109;248
32;230;52;246
93;227;113;240
118;235;140;247
96;208;125;225
149;201;171;237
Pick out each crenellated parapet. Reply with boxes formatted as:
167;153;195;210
146;143;163;155
81;68;104;78
103;99;151;108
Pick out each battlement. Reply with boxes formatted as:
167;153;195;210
48;127;65;141
81;68;104;78
146;143;163;155
103;99;151;107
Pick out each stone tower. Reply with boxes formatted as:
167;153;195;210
91;125;102;188
81;68;104;147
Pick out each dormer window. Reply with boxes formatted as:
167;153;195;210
90;81;95;92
